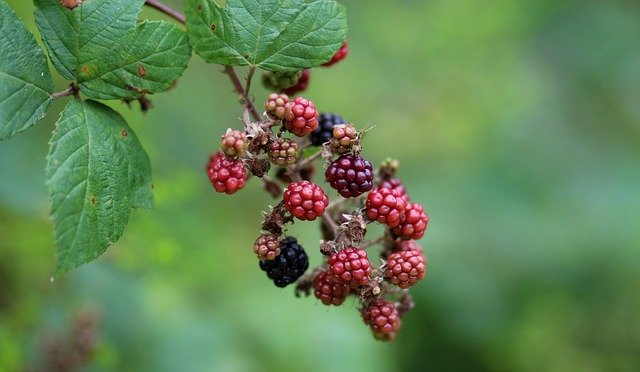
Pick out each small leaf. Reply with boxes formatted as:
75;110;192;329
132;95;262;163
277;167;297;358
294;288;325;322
0;0;53;140
34;0;191;100
47;100;153;274
185;0;347;71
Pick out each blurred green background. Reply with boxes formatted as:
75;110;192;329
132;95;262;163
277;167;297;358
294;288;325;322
2;0;640;370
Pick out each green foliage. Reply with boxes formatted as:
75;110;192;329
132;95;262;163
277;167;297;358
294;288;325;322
1;0;349;273
34;0;191;99
185;0;347;71
0;0;52;140
47;100;153;274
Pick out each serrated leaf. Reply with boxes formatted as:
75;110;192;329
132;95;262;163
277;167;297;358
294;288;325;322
47;100;153;274
185;0;347;71
0;0;53;140
79;21;191;100
34;0;191;100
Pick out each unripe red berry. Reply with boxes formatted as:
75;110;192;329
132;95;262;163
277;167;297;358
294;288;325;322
206;151;248;194
314;270;349;306
283;181;328;221
361;299;401;341
393;203;429;240
322;41;348;67
284;97;318;137
385;248;426;289
328;247;371;287
366;187;408;227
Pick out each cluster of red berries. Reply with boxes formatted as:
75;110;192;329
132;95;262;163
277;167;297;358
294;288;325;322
205;41;430;341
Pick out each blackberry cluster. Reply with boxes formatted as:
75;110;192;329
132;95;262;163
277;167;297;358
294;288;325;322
207;89;430;342
259;237;309;288
310;113;347;146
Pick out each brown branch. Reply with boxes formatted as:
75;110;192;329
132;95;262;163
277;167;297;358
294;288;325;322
144;0;185;23
51;84;79;100
224;66;262;122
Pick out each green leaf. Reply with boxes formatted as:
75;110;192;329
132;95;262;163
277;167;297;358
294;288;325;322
79;21;191;100
47;100;153;274
0;0;53;140
34;0;191;100
185;0;347;71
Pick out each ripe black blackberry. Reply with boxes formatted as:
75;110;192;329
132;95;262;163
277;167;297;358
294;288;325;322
310;113;347;146
259;237;309;287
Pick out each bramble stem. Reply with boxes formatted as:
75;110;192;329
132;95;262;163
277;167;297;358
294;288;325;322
51;85;78;100
144;0;185;23
224;66;263;122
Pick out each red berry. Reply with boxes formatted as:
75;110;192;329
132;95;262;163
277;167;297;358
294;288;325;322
253;234;281;260
284;97;318;137
393;203;429;240
385;248;426;289
366;187;408;227
378;178;408;200
283;181;328;221
282;69;310;95
265;93;289;119
322;41;348;67
361;299;401;341
313;270;349;306
325;154;374;198
206;151;248;194
328;247;371;287
220;129;248;158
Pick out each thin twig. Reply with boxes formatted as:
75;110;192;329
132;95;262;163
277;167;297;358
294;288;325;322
144;0;185;23
362;236;385;249
224;66;262;122
51;87;75;100
322;213;340;235
291;149;322;172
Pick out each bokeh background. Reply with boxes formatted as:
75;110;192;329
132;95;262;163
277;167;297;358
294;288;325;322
2;0;640;370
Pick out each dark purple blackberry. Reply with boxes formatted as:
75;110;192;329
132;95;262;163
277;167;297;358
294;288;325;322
325;154;374;198
259;237;309;287
310;113;347;146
